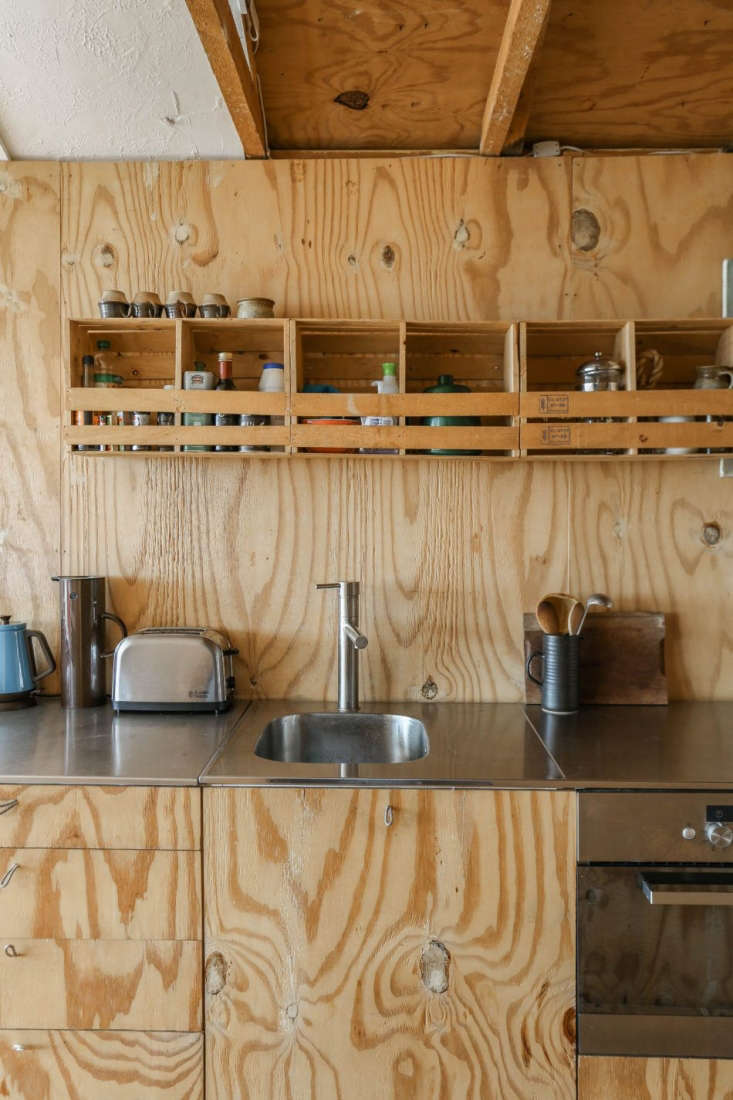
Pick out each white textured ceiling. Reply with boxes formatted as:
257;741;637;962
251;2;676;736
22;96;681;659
0;0;244;159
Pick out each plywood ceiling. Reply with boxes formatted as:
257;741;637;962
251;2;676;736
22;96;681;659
255;0;510;150
527;0;733;150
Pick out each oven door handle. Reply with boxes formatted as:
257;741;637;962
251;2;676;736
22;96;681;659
640;870;733;906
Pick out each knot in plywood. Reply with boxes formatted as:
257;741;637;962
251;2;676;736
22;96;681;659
571;208;601;252
205;951;228;996
420;939;450;994
334;90;370;111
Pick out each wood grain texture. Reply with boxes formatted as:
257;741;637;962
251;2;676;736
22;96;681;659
0;163;61;692
204;787;576;1100
567;461;733;700
0;1030;203;1100
60;157;571;322
50;154;733;703
0;939;201;1030
479;0;552;155
579;1056;733;1099
64;456;570;702
527;1;733;149
0;786;200;850
255;0;508;150
0;848;200;940
569;155;733;319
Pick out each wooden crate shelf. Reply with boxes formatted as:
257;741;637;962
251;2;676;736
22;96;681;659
64;317;733;461
519;319;733;456
66;318;289;453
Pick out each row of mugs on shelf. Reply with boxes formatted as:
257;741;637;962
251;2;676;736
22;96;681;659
98;289;275;319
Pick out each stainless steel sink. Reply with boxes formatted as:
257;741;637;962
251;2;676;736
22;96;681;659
255;712;429;768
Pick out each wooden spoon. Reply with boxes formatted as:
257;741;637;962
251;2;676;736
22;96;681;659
536;599;561;635
539;592;577;635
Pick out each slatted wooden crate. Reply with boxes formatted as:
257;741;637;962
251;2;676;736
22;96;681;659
519;320;733;456
290;319;519;456
65;319;290;454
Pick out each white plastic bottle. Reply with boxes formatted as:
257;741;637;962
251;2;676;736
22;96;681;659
253;360;285;452
361;361;398;453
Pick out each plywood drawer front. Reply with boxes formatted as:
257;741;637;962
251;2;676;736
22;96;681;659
578;1056;733;1098
0;849;201;939
0;1030;203;1099
0;940;201;1030
0;786;200;850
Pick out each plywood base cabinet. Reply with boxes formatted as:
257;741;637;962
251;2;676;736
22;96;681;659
579;1055;733;1099
204;787;576;1099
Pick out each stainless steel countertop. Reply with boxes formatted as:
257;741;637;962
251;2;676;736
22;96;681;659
0;699;246;786
202;700;733;789
526;702;733;788
3;699;733;790
201;700;563;787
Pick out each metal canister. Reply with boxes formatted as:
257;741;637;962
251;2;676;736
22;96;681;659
184;366;214;451
131;410;151;452
157;385;175;451
576;352;624;455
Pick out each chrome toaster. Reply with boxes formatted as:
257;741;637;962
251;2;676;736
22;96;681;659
111;627;238;714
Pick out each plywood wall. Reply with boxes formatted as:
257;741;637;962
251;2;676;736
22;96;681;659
0;163;61;691
2;154;732;701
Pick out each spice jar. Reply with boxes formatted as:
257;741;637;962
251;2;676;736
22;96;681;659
93;371;124;452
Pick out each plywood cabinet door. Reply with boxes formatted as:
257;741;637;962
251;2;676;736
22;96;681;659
204;788;576;1100
0;1030;203;1099
579;1055;733;1098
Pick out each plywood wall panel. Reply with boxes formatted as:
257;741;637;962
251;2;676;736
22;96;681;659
56;154;733;702
0;164;60;686
65;455;570;702
61;157;572;322
568;460;733;700
569;154;733;318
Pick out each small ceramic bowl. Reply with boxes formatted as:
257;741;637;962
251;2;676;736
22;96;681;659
236;297;275;319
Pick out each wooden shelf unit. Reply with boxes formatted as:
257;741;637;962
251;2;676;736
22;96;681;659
65;318;289;453
520;319;733;456
64;317;733;460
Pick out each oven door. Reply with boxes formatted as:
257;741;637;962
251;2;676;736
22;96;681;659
578;864;733;1058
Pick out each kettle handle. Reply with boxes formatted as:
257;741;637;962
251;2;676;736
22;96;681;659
100;612;128;659
26;631;56;683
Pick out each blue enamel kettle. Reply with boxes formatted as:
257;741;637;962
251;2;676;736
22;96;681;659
0;616;56;703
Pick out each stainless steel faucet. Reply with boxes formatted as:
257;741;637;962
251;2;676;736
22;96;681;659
316;580;368;711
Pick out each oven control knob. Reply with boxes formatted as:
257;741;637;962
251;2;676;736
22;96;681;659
681;826;696;841
705;822;733;849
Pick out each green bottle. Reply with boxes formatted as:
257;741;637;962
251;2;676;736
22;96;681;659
423;374;479;455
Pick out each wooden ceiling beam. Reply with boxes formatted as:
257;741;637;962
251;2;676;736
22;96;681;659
480;0;552;156
185;0;268;158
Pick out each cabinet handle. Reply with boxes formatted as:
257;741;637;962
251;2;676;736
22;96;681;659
11;1043;27;1052
0;863;19;889
0;799;18;816
4;944;20;958
384;804;394;827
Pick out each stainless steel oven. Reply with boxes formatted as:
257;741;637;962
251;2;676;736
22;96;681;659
578;791;733;1059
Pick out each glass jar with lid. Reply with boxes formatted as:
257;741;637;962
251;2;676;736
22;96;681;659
576;352;624;391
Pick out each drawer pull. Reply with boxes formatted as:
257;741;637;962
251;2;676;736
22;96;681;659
384;804;394;827
11;1043;27;1052
0;799;18;816
0;863;19;889
4;944;20;958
